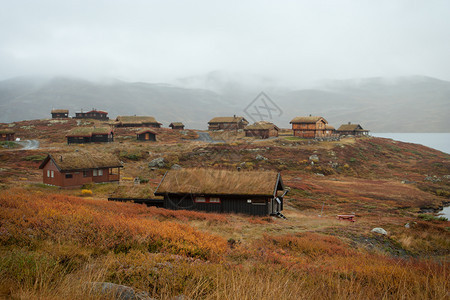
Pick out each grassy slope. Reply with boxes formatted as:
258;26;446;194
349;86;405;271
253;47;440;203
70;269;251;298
0;119;449;299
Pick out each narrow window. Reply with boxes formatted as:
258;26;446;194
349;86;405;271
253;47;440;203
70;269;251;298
93;169;98;176
47;170;50;177
98;169;103;176
65;174;73;179
51;171;54;178
209;197;221;203
195;197;206;203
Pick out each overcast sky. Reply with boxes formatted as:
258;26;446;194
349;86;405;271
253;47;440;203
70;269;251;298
1;0;449;85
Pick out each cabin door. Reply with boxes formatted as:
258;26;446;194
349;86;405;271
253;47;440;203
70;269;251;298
145;133;150;140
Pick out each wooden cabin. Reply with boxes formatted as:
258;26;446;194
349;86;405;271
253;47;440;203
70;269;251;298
136;129;157;141
154;169;288;216
337;122;370;136
244;122;279;139
0;129;15;141
290;116;330;138
114;116;162;128
39;152;123;188
75;109;109;120
208;116;249;130
51;109;69;118
325;124;336;136
66;127;114;144
169;122;185;130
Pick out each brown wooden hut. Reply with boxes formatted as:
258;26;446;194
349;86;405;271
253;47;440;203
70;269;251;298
51;109;69;118
154;169;288;216
114;116;162;128
325;124;336;136
169;122;185;130
337;122;370;136
75;109;109;120
0;129;15;141
208;116;249;130
66;127;114;144
244;122;279;139
39;152;122;188
136;129;157;141
290;116;330;138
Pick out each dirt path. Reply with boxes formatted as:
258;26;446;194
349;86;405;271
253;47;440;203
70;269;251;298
16;140;40;150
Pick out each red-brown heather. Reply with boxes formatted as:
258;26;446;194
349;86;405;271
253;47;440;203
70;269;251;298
0;118;448;299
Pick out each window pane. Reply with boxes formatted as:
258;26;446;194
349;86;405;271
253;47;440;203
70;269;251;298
195;197;206;203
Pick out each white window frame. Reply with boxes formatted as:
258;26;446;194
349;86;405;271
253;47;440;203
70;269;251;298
93;169;98;176
47;170;50;177
51;170;54;178
195;196;206;203
98;169;103;176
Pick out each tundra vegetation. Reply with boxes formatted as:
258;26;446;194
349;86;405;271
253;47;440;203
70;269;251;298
0;118;449;299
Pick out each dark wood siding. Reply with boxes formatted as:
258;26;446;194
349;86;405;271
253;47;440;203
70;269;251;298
137;132;156;141
163;194;271;216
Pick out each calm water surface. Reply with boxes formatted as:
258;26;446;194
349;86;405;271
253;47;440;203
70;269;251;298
372;133;450;154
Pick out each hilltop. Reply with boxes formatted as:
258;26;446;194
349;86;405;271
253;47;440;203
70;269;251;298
0;118;449;299
1;74;450;131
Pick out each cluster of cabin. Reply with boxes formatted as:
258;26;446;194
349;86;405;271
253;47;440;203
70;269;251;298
207;115;369;139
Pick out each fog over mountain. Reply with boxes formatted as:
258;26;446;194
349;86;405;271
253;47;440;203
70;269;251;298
0;74;448;132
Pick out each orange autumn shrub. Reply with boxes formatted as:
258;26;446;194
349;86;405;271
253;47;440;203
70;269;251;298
0;188;227;260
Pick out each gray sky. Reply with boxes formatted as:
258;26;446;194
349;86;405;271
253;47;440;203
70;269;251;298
1;0;449;85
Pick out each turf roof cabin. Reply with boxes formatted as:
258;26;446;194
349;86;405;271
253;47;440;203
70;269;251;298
208;116;249;131
169;122;185;130
244;122;280;139
154;169;288;216
0;129;15;141
75;109;109;120
114;116;162;128
66;127;114;144
337;122;370;136
51;109;69;118
136;129;157;141
290;116;332;138
39;152;123;188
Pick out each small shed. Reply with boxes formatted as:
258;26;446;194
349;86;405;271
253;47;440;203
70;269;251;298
208;116;249;130
136;129;157;141
290;116;330;138
114;116;162;128
66;127;114;144
51;109;69;118
244;122;279;139
169;122;185;130
75;109;109;120
337;122;370;136
39;152;123;187
154;168;288;216
0;129;15;141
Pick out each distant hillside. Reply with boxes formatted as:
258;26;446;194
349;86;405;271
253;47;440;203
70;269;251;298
0;75;449;132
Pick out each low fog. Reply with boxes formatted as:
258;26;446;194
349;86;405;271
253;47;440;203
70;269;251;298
1;0;450;86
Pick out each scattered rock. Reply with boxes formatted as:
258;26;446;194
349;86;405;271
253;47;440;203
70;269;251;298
255;154;267;161
401;180;415;184
148;157;166;168
404;223;410;228
171;164;182;170
315;173;324;177
371;228;387;235
309;155;319;163
425;175;441;183
91;282;153;300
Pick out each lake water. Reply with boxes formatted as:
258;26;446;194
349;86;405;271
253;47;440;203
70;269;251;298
372;133;450;154
437;206;450;220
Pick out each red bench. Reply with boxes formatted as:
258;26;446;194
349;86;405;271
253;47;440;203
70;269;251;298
337;215;356;222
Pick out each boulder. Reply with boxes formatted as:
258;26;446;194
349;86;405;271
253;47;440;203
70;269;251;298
91;282;153;300
371;228;387;235
309;155;319;163
255;154;267;161
171;164;182;170
148;157;166;168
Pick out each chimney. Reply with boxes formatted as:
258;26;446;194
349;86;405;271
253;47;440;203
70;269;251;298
309;114;312;117
348;121;351;125
234;114;236;118
60;156;63;162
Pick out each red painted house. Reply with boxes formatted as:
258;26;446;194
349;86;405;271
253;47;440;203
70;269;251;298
0;129;15;141
39;152;123;187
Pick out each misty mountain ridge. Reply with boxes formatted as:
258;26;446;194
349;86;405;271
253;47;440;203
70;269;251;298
0;74;449;132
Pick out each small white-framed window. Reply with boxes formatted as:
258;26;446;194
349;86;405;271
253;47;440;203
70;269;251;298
210;197;221;203
195;197;206;203
98;169;103;176
47;170;50;177
93;169;98;176
51;170;54;178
